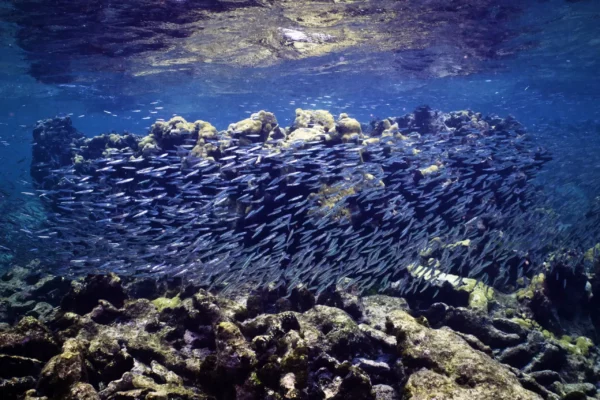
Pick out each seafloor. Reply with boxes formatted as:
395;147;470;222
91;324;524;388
1;261;599;400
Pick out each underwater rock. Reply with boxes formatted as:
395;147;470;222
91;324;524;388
333;364;375;400
372;384;399;400
389;309;542;399
317;281;365;321
64;382;99;400
300;305;373;360
30;117;83;183
292;108;335;133
423;303;524;349
61;274;127;315
336;113;363;143
87;335;133;387
0;354;43;378
0;316;59;362
79;133;139;162
361;295;410;331
1;264;598;399
228;110;278;145
37;340;87;398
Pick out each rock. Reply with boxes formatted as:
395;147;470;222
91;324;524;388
26;302;56;322
391;308;541;400
87;335;133;386
89;299;122;324
361;295;410;331
150;360;183;386
144;116;200;151
424;303;523;349
215;321;257;380
333;365;375;400
65;382;100;400
241;312;300;339
515;372;560;400
289;285;316;312
37;348;86;397
358;324;397;351
451;330;493;355
352;358;392;384
61;274;127;315
560;382;596;398
492;318;529;337
292;109;335;133
31;117;84;182
228;110;278;144
0;376;38;399
317;283;365;320
280;372;298;398
336;113;363;142
372;384;399;400
523;343;566;374
0;316;59;361
528;370;562;387
300;305;372;360
498;342;537;369
285;126;328;145
0;354;43;378
122;372;206;400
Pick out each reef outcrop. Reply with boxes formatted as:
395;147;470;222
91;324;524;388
27;106;552;299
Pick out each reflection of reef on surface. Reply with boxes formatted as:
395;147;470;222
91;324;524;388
23;106;559;297
1;0;525;83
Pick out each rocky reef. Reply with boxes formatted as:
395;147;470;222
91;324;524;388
1;262;600;400
24;106;554;297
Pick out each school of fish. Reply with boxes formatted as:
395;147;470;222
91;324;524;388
21;105;560;295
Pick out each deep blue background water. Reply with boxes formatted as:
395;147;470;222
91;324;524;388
0;0;599;244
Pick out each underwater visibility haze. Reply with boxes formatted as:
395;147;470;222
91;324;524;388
1;1;600;399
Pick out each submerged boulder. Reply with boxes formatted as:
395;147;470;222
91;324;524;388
387;309;542;400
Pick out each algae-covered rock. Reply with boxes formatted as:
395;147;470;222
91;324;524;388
61;274;127;315
37;349;86;397
285;127;327;144
87;335;133;386
336;113;363;143
215;321;257;379
391;309;541;399
361;295;410;331
0;316;59;361
424;303;523;349
333;365;375;400
152;295;182;313
79;132;138;160
292;108;335;133
228;110;278;144
64;382;100;400
300;305;372;359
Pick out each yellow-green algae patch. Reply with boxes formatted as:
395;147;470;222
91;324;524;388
515;273;546;301
152;295;182;312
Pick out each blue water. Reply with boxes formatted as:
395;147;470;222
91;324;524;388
1;0;599;267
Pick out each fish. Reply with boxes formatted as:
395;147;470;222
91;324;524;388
19;106;559;297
